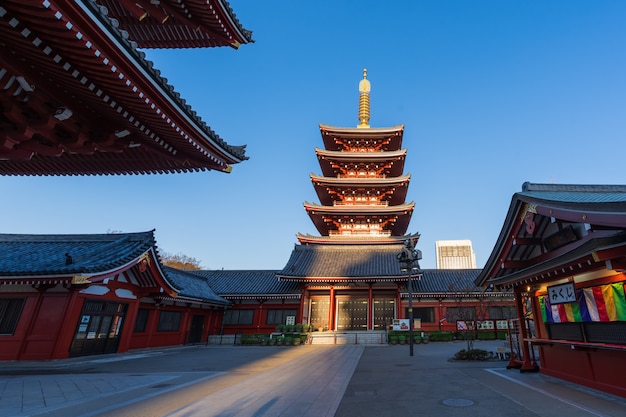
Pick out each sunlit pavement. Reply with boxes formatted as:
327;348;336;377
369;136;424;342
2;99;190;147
1;341;625;417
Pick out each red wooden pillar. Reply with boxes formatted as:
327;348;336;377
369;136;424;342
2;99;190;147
117;297;140;354
515;286;538;372
256;302;264;331
181;307;191;344
146;306;160;347
329;286;335;331
368;284;373;330
299;289;306;325
49;287;82;359
17;286;48;360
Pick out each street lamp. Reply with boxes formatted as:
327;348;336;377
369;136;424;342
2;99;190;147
397;239;422;357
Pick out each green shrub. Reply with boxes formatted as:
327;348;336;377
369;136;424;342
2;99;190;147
425;331;454;342
477;331;496;340
240;334;259;345
454;349;491;361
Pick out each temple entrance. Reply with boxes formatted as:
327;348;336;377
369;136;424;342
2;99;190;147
373;298;395;330
310;298;330;331
336;298;368;330
70;300;127;357
187;315;204;344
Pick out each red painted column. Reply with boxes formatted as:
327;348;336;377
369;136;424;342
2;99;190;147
181;308;191;344
256;303;264;332
117;297;140;354
49;288;82;359
146;306;159;347
17;286;48;360
515;287;537;372
329;286;335;331
396;284;403;319
299;289;306;325
368;284;373;330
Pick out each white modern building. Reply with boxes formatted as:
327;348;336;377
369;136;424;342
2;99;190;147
436;240;477;269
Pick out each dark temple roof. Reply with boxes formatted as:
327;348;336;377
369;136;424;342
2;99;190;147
476;182;626;288
278;244;411;280
418;269;483;294
0;231;156;276
193;270;301;297
162;266;228;305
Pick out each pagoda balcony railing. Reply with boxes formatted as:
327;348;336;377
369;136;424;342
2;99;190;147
329;230;392;236
336;174;387;179
333;201;389;207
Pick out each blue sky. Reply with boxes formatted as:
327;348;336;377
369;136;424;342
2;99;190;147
2;1;625;270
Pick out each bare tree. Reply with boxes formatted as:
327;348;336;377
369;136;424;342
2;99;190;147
160;251;203;270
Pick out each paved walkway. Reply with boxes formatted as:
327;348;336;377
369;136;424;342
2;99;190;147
1;340;625;417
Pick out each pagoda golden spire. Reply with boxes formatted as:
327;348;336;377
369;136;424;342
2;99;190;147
357;68;371;128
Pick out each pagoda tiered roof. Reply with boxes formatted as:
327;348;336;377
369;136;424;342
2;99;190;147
278;243;410;282
315;148;407;177
296;232;420;245
96;0;253;49
303;201;414;237
319;124;404;151
310;174;410;206
0;0;251;176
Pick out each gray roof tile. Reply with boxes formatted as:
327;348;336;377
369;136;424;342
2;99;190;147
193;270;300;295
0;231;155;276
162;266;228;304
279;244;410;278
520;182;626;204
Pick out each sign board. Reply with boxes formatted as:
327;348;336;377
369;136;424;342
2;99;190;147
477;320;494;330
496;320;509;330
547;282;576;305
392;319;410;331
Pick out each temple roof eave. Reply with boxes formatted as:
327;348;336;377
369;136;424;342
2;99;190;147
304;202;415;213
0;1;248;176
319;124;405;136
296;233;420;245
310;174;411;186
315;148;407;160
476;182;626;288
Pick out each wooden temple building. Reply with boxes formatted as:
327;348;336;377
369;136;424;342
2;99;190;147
0;0;252;360
0;231;230;360
476;183;626;398
0;0;252;175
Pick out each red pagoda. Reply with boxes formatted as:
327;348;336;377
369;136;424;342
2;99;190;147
279;70;420;332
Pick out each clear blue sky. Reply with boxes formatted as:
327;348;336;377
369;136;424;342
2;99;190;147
2;1;625;270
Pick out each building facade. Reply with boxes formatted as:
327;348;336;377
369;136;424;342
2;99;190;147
476;183;626;398
436;240;477;269
0;232;228;360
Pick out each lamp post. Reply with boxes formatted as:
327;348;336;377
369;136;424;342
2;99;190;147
397;239;422;357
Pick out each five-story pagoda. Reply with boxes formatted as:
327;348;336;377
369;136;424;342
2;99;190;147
278;70;420;332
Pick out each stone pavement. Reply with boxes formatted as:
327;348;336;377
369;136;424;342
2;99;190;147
0;340;625;417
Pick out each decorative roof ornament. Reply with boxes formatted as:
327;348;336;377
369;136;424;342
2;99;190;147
358;68;371;128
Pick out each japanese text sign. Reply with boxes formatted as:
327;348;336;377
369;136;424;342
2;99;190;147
547;282;576;305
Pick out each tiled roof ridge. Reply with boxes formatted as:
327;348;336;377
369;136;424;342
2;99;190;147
193;269;280;275
522;182;626;193
295;243;402;251
0;230;155;243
